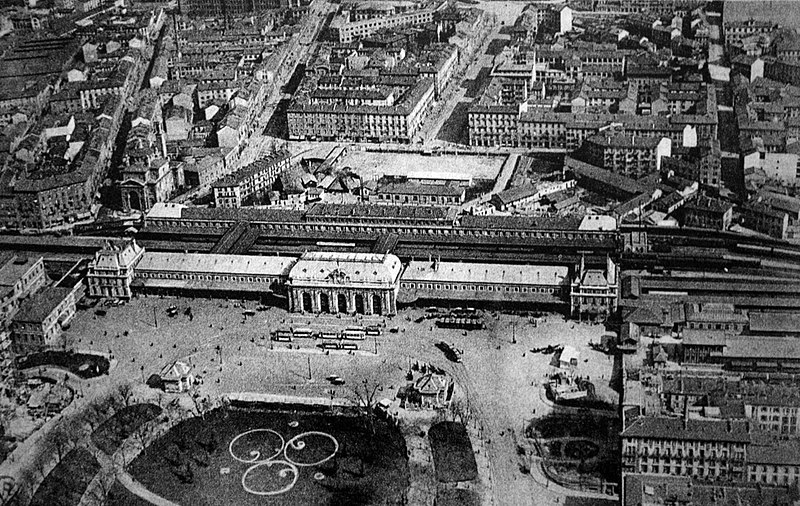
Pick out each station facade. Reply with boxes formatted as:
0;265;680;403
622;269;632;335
287;252;403;316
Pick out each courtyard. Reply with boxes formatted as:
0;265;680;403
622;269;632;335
336;150;504;182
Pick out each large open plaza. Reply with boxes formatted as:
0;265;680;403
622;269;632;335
53;295;619;505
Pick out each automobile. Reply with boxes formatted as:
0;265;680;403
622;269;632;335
95;309;107;317
389;327;399;334
103;299;116;307
435;341;462;363
166;305;179;317
327;375;345;385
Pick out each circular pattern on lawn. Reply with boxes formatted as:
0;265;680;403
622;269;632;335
229;429;285;463
241;460;299;496
284;431;339;467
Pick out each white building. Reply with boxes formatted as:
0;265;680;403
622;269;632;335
287;252;403;315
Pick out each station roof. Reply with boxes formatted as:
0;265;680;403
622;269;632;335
723;335;800;360
402;260;568;286
748;312;800;334
289;252;402;287
135;252;296;277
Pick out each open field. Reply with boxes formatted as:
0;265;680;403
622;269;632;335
338;150;505;182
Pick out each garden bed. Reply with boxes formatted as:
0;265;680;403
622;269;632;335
127;406;409;506
428;422;478;483
91;403;162;455
17;351;109;379
30;447;100;506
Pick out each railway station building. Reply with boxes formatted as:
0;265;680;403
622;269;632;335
287;252;403;315
399;259;570;308
131;252;295;299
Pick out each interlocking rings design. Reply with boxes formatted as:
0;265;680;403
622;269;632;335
228;428;339;496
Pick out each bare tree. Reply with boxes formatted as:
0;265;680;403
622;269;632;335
49;426;75;463
190;393;210;421
83;458;121;506
130;421;155;453
117;383;135;407
79;399;108;432
350;378;380;436
449;398;473;426
154;391;165;409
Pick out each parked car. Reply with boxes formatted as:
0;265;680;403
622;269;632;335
435;341;462;363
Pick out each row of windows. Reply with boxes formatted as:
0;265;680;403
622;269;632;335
377;194;460;204
400;282;561;294
150;219;616;241
140;272;280;283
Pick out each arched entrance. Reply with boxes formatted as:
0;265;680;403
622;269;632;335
337;294;348;313
319;293;330;313
372;295;382;315
302;292;313;312
127;191;142;211
354;294;365;314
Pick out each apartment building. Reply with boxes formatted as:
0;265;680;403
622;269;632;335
212;150;292;208
622;417;749;480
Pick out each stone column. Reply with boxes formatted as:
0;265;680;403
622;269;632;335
364;292;373;316
312;290;321;313
385;291;394;315
349;292;356;314
328;290;337;314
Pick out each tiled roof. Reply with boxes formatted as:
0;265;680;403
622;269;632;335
622;416;750;443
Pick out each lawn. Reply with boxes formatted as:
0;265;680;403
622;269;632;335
91;403;163;455
428;422;478;483
17;351;109;379
530;412;617;440
30;447;100;506
127;406;409;506
107;480;152;506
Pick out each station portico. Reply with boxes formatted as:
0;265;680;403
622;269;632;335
287;252;402;316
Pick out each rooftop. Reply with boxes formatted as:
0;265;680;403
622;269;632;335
306;203;455;221
622;416;750;443
748;439;800;466
566;156;645;196
749;312;800;334
402;260;568;286
624;474;796;506
13;287;73;324
135;252;296;277
377;181;464;197
289;252;402;286
724;335;800;360
0;256;41;287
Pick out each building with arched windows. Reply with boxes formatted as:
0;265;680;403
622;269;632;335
287;252;402;316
